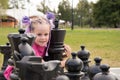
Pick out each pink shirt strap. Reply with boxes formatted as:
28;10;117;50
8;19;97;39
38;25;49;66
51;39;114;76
4;65;14;80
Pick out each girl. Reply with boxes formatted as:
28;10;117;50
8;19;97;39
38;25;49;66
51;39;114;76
28;16;71;66
4;16;71;80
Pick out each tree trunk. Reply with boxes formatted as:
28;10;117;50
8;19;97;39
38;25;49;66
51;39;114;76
114;23;118;28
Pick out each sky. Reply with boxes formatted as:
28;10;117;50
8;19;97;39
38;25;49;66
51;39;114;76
27;0;98;11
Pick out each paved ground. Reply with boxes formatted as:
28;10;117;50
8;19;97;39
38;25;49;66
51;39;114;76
110;68;120;79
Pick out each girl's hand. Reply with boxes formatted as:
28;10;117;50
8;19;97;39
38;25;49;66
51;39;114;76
60;59;66;67
63;44;71;57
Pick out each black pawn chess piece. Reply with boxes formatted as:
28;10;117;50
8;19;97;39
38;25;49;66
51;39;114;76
65;52;83;80
77;45;90;80
93;64;119;80
88;57;102;80
18;37;34;58
0;43;12;80
7;28;35;54
48;19;66;60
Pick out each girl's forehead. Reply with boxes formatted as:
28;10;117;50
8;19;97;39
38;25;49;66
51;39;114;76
34;23;50;29
33;24;50;32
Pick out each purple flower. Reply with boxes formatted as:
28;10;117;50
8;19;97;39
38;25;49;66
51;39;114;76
22;16;30;24
46;12;55;20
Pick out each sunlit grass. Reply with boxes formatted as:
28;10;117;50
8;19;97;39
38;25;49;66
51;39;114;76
0;27;18;67
0;27;18;45
64;28;120;67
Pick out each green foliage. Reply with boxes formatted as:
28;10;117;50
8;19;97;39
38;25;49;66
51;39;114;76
58;0;71;21
0;0;8;9
0;0;8;17
37;1;51;13
75;0;91;27
93;0;120;28
57;0;93;27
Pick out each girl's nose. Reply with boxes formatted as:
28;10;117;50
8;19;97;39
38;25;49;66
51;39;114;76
40;35;46;39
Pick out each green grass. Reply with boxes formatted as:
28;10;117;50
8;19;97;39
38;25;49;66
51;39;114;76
0;27;18;45
0;27;18;67
64;28;120;67
0;27;120;67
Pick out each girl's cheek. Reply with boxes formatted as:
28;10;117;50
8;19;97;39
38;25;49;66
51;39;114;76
35;38;39;43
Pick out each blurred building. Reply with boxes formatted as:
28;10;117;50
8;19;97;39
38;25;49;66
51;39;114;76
0;9;44;28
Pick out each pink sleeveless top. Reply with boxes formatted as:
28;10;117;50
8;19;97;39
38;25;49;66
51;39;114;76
32;42;46;57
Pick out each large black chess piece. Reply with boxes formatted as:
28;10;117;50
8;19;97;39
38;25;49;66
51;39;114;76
48;19;66;60
10;37;35;80
77;45;90;80
0;43;12;80
6;29;36;80
88;57;102;80
15;56;61;80
7;29;35;64
65;52;83;80
93;64;119;80
7;29;35;54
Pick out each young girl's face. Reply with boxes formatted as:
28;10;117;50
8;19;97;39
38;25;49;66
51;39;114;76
32;23;50;47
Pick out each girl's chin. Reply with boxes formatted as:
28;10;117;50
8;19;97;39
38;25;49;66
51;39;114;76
39;43;47;47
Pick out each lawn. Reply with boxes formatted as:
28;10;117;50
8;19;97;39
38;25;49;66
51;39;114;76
0;27;120;68
64;28;120;67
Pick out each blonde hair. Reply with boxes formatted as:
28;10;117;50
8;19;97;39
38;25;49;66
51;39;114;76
28;16;51;32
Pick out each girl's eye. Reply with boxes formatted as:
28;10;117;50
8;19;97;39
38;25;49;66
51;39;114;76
44;33;48;36
37;33;42;36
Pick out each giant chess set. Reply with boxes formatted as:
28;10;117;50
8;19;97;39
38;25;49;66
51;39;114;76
0;20;120;80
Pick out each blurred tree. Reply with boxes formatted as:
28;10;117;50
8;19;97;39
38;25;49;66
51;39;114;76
93;0;120;28
8;0;26;9
58;0;71;22
0;0;8;17
76;0;90;27
37;0;51;14
0;0;8;9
